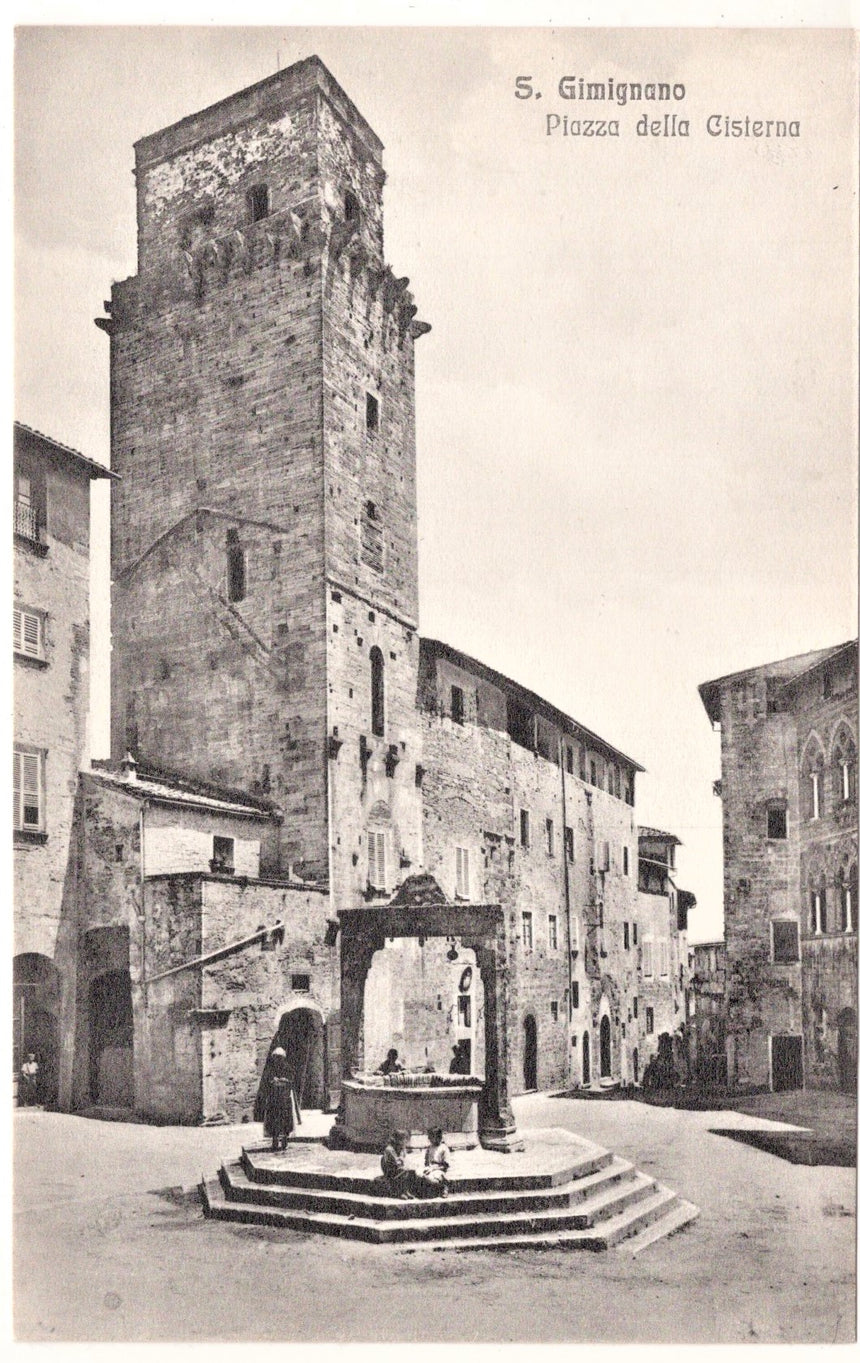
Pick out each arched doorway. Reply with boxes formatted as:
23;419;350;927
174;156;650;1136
600;1014;612;1078
13;953;60;1106
582;1031;591;1086
837;1008;857;1093
89;970;133;1106
277;1007;326;1109
523;1013;538;1091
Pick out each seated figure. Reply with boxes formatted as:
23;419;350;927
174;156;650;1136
377;1048;404;1076
380;1129;417;1199
419;1127;451;1198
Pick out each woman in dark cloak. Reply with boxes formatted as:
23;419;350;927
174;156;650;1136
257;1046;297;1151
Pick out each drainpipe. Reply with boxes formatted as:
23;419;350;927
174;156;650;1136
558;738;574;1073
139;800;149;1001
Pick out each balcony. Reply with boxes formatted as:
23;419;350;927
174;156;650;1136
14;501;47;553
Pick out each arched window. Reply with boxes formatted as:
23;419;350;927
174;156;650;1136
370;646;385;737
801;736;826;821
831;724;857;807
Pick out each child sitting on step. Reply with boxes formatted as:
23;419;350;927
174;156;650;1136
420;1127;450;1198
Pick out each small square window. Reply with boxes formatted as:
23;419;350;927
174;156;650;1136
772;920;800;963
366;392;379;433
211;836;235;873
767;805;788;840
291;974;311;993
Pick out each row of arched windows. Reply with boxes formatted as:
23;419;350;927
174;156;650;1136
800;722;856;822
807;862;857;935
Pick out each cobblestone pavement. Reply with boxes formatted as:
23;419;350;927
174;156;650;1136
13;1093;856;1343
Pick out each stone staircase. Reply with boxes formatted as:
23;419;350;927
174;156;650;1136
200;1127;698;1252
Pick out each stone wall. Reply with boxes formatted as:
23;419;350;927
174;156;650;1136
14;446;92;963
419;643;645;1094
717;669;804;1087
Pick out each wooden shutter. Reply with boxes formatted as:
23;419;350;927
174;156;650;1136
456;846;469;899
14;608;42;658
15;750;42;829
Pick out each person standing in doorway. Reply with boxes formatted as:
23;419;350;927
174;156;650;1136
263;1047;295;1152
20;1053;39;1106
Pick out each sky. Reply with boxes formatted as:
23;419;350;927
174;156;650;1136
13;20;859;943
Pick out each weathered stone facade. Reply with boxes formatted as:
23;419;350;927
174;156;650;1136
63;56;697;1120
13;424;115;1105
700;641;857;1090
66;765;335;1122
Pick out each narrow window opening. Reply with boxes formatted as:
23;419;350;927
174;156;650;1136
247;184;269;223
370;646;385;737
519;808;530;849
767;805;788;840
227;532;245;603
521;911;533;950
366;392;379;433
545;817;554;857
450;685;465;725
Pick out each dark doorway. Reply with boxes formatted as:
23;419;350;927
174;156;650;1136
278;1008;325;1108
600;1014;612;1078
13;953;60;1106
523;1014;538;1091
771;1034;803;1092
837;1009;857;1093
582;1031;591;1086
89;970;134;1106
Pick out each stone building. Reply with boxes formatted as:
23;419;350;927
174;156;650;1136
689;940;727;1086
13;423;116;1105
635;827;695;1081
60;55;695;1121
700;641;858;1091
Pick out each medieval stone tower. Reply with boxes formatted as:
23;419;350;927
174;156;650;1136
103;57;429;890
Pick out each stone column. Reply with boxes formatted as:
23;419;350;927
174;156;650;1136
328;918;380;1147
473;931;523;1152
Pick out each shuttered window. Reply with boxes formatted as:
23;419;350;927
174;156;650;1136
13;607;44;659
367;830;386;891
642;939;653;977
455;846;470;899
14;748;44;831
